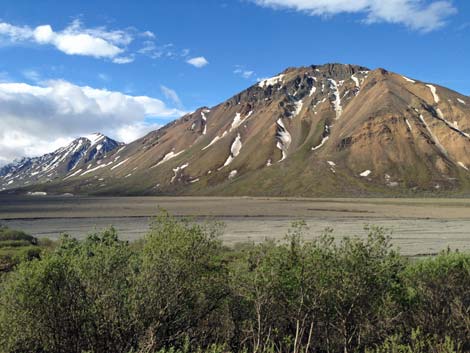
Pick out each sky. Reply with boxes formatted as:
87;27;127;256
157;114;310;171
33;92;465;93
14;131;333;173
0;0;469;165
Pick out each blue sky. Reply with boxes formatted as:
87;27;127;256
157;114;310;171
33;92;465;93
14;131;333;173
0;0;469;164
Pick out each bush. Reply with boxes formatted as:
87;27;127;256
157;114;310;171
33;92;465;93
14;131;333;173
132;213;230;351
400;251;470;351
229;224;406;353
0;240;33;248
0;214;230;353
37;237;57;248
0;228;44;274
0;215;468;353
0;227;37;245
367;329;463;353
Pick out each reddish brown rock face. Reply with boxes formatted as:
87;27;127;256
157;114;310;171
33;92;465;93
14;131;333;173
3;63;470;196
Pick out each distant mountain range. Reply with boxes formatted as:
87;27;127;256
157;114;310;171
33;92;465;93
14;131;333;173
0;133;121;191
2;63;470;196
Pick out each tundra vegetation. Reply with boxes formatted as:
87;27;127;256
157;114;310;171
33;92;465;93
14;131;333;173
0;225;55;273
0;214;468;353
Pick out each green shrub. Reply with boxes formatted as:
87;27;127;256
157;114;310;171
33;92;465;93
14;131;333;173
400;251;470;350
0;245;42;272
367;329;463;353
132;212;230;351
229;224;406;353
0;227;37;245
0;215;468;353
0;214;231;353
0;240;33;248
0;229;56;274
37;237;57;248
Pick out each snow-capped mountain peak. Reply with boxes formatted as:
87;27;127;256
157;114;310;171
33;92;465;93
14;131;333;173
84;132;106;146
0;133;122;191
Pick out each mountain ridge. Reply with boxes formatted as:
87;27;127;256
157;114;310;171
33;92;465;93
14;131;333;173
2;63;470;196
0;133;122;192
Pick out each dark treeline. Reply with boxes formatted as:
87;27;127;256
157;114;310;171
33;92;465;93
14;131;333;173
0;213;469;353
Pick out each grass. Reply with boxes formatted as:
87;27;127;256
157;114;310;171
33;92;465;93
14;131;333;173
0;226;56;273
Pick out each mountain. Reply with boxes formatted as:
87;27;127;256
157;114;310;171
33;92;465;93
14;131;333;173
0;133;122;192
4;63;470;196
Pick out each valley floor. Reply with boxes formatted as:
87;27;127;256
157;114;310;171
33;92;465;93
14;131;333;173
1;195;470;256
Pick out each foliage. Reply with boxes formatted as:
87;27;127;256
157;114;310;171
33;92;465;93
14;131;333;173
0;226;37;244
0;226;50;273
367;329;462;353
0;215;468;353
399;251;470;350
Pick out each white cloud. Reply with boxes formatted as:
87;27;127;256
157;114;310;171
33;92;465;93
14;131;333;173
187;56;209;68
22;69;41;82
160;85;183;108
137;40;164;58
137;41;184;59
0;20;203;65
33;25;54;43
114;122;161;143
141;30;156;38
0;19;132;61
234;67;255;79
0;22;32;41
252;0;457;32
0;133;75;167
0;79;185;164
112;56;135;64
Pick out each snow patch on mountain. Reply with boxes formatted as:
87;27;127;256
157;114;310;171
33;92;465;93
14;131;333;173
327;160;336;173
230;111;253;132
308;76;318;97
404;118;413;132
351;74;360;87
110;158;130;170
432;107;470;140
81;161;114;176
458;162;469;171
402;76;416;83
220;134;242;169
312;136;329;151
201;109;210;135
63;168;83;180
291;100;303;118
258;74;285;89
202;131;228;151
171;163;189;183
155;150;185;167
418;114;448;156
426;84;440;104
0;133;121;189
328;79;343;119
311;97;327;115
85;133;105;146
312;124;331;151
275;119;291;162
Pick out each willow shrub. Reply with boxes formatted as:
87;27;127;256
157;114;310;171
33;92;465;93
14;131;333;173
0;215;468;353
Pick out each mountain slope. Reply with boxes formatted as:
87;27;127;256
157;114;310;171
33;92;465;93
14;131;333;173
6;63;470;196
0;133;122;192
